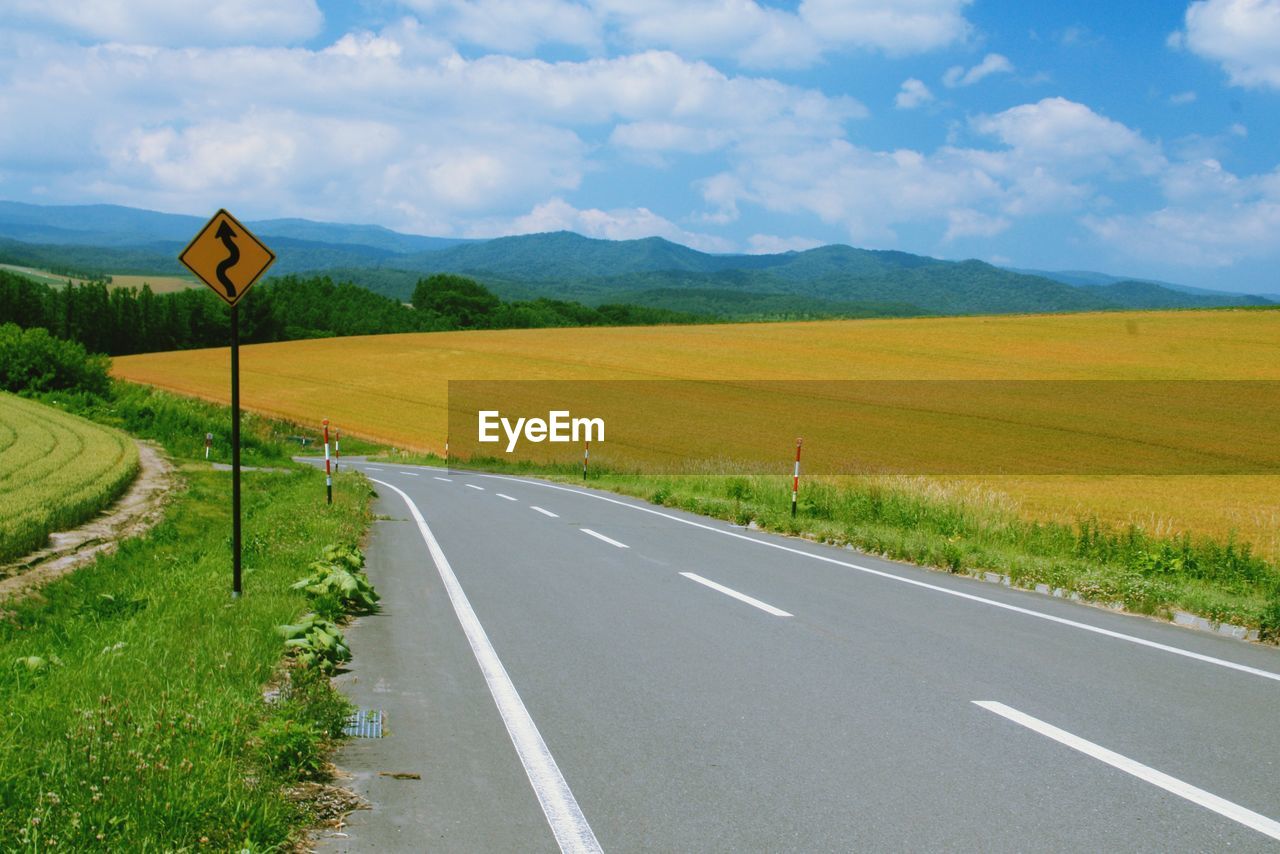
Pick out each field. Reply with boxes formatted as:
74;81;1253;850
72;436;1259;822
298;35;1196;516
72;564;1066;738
111;308;1280;554
107;273;198;293
0;263;197;293
0;392;139;564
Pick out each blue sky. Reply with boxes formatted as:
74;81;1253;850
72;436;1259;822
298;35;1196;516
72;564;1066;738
0;0;1277;290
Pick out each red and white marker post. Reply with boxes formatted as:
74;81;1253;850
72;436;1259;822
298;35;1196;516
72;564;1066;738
791;437;803;518
335;429;341;472
323;419;333;505
445;434;450;467
204;431;212;460
583;439;590;480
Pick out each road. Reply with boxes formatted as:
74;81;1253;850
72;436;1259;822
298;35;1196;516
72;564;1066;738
312;459;1280;852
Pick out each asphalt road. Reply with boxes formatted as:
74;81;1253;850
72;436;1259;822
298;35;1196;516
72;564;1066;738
312;459;1280;853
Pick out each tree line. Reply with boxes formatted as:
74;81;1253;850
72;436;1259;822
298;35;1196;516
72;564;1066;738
0;269;701;357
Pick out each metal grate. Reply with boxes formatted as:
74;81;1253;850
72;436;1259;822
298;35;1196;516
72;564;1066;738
343;708;385;738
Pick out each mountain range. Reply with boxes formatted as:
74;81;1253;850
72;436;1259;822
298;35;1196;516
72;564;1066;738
0;200;1271;319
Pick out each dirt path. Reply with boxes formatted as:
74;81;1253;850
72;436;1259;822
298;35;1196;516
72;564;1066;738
0;440;176;605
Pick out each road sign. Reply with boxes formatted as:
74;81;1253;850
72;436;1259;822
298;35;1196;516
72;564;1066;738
178;209;276;307
180;209;277;597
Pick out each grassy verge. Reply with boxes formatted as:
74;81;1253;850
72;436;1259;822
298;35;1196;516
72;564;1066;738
1;386;374;850
375;450;1280;640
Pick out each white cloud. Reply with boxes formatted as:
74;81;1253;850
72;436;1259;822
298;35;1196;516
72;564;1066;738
1169;90;1197;104
5;0;322;46
397;0;973;68
746;234;823;254
944;208;1010;240
397;0;603;53
970;97;1163;176
0;30;860;233
474;197;734;251
697;98;1182;249
1175;0;1280;89
895;78;934;109
942;52;1013;87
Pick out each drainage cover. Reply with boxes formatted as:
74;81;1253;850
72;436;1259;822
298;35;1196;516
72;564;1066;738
344;709;385;738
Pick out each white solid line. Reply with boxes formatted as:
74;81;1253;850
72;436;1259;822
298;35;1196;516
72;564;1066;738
400;472;419;476
434;476;453;482
496;493;518;501
680;572;793;617
531;506;559;518
974;701;1280;842
369;478;601;853
478;475;1280;685
580;528;629;549
465;484;485;491
366;466;384;470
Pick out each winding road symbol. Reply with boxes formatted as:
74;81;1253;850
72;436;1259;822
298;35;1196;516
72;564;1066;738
214;220;241;299
177;209;276;308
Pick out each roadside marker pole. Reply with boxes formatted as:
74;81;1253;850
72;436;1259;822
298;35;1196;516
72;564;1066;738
231;306;242;597
791;437;803;518
583;439;590;480
323;419;333;505
204;431;212;460
445;434;450;467
335;429;341;472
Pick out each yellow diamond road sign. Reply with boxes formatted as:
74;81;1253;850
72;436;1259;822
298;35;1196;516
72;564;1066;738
179;209;276;308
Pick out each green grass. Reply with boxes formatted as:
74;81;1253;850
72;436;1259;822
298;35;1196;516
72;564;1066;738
0;392;139;564
376;450;1280;639
0;387;374;850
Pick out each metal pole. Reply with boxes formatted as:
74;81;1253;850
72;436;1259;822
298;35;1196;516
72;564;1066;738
324;419;332;505
791;437;802;519
231;305;242;597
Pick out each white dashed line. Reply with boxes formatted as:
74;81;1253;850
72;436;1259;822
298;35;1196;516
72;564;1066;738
465;484;485;491
400;472;419;476
497;493;518;501
530;506;559;518
580;529;629;549
680;572;793;617
434;476;453;482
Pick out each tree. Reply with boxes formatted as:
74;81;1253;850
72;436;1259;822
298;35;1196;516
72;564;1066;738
411;274;500;328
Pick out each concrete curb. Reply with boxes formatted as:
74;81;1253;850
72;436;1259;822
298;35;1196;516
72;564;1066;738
970;568;1261;642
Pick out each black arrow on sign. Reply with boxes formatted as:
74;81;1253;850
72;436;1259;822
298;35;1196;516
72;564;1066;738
215;220;240;299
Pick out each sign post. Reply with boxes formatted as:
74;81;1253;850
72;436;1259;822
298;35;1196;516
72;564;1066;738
178;209;276;597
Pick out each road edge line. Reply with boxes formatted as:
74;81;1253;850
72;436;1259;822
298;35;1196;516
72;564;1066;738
370;478;602;853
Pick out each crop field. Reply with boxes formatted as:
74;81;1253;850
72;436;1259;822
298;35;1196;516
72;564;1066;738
0;392;139;564
0;263;92;287
0;264;197;293
107;274;198;293
112;308;1280;555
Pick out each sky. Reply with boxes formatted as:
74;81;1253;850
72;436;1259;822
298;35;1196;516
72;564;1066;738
0;0;1277;291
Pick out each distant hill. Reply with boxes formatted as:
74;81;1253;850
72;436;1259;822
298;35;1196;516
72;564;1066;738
0;201;468;255
0;200;1271;320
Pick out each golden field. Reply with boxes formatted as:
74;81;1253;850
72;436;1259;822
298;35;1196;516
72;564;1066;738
112;309;1280;554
